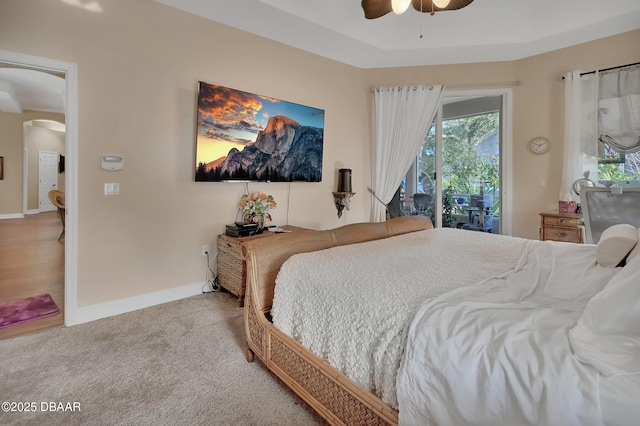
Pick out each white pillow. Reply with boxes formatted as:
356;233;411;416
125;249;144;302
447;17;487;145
625;228;640;263
569;255;640;376
596;224;638;267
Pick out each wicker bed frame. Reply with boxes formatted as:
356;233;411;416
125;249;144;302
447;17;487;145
241;216;433;425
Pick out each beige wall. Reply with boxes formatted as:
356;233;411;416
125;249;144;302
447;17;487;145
510;33;640;238
0;0;370;307
365;30;640;239
0;111;65;215
0;0;638;309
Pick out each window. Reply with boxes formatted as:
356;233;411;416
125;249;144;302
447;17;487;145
598;145;640;187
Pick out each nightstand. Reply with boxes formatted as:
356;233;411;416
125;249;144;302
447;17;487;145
217;226;302;306
539;211;583;243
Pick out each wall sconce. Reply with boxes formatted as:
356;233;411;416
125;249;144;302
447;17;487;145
333;168;355;218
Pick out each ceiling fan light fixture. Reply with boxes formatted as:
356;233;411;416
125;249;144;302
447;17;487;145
432;0;452;7
391;0;411;14
361;0;474;19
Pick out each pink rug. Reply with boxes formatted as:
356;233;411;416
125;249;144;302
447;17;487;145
0;294;60;329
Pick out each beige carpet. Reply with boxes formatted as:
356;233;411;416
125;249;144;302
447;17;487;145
0;292;325;426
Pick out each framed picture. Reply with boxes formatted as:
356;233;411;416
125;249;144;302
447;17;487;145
0;156;3;180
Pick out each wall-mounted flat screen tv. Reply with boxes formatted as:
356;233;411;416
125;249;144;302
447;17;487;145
195;82;324;182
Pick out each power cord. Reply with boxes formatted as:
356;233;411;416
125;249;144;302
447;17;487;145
286;182;291;226
202;250;219;293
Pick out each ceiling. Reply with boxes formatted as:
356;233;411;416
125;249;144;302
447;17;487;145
155;0;640;69
0;67;66;115
2;0;639;115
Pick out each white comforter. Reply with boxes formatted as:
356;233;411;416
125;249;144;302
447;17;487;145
272;228;528;408
397;239;619;426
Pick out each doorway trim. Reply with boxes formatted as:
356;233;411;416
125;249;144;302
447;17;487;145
0;49;79;326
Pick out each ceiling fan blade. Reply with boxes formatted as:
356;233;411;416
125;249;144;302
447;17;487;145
361;0;393;19
412;0;474;13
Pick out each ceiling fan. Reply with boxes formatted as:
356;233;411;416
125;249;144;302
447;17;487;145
361;0;474;19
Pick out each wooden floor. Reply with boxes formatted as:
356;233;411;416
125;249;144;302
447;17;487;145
0;211;65;340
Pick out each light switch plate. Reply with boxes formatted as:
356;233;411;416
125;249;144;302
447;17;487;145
104;182;120;195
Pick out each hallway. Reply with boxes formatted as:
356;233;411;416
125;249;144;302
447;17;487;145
0;211;64;340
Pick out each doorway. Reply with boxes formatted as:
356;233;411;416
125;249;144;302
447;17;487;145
22;120;67;215
0;49;78;330
400;89;513;235
39;150;59;212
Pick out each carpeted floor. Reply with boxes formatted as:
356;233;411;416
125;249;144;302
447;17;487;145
0;291;325;425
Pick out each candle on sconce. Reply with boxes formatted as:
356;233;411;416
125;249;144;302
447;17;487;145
337;169;352;193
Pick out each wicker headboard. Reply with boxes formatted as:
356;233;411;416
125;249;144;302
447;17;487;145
242;215;433;314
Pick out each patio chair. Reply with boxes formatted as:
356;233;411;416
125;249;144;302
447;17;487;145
413;193;432;216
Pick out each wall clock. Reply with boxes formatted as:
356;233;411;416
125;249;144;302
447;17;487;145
529;137;550;154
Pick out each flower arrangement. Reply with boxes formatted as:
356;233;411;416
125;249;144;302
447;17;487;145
238;192;277;229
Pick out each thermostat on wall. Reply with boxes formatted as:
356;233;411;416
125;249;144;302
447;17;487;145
101;155;123;171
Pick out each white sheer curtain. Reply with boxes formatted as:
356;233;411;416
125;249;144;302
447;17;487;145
371;85;443;221
561;71;598;201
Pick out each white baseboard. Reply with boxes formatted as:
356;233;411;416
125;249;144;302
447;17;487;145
0;213;25;220
0;210;41;219
69;281;207;326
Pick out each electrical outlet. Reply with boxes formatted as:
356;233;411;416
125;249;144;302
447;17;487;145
201;245;209;257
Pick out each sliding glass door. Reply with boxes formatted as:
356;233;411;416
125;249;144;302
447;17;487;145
398;89;512;235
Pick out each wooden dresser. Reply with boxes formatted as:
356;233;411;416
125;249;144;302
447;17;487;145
217;226;302;306
539;211;583;243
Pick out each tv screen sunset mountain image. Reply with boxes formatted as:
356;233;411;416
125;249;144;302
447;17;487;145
195;82;324;182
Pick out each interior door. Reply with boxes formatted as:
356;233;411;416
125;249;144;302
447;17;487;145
39;150;58;212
